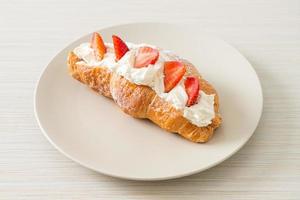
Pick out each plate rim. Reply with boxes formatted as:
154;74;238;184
34;22;263;181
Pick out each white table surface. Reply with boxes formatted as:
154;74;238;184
1;0;300;199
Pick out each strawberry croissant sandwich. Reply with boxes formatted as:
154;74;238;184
68;32;222;143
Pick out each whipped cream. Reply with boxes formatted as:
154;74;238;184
116;44;179;87
73;42;215;127
73;42;117;71
159;82;188;109
116;48;162;86
184;91;215;127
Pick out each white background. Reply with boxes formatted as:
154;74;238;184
0;0;299;199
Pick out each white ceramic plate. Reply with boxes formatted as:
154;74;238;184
35;23;263;181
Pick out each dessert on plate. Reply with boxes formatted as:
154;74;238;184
68;32;222;143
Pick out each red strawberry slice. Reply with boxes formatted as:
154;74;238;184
112;35;129;61
134;46;159;68
90;32;106;60
163;61;186;93
184;76;200;107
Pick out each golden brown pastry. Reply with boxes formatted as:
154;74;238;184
68;52;112;98
67;33;222;143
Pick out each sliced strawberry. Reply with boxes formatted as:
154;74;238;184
112;35;129;61
184;76;200;107
90;32;106;60
163;61;186;93
134;46;159;68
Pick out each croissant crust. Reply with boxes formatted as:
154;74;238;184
68;52;222;142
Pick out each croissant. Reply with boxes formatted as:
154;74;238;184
67;33;222;143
